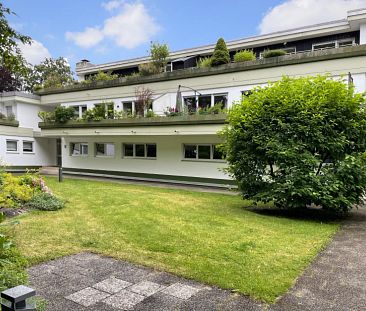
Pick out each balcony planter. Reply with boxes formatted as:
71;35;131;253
0;119;19;127
39;114;228;129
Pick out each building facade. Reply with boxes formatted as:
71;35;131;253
2;8;366;186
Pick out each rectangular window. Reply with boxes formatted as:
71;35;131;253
122;102;133;114
184;96;197;113
313;41;336;50
183;144;225;161
95;143;115;157
241;90;253;97
338;38;355;47
106;103;114;119
213;94;228;109
198;95;211;110
81;105;87;116
70;143;88;156
6;140;18;152
23;141;34;153
122;143;157;159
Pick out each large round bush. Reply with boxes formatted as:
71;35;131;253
222;75;366;214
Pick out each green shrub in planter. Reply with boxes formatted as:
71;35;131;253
234;50;256;62
54;106;75;123
211;38;230;66
262;49;287;58
27;193;65;211
197;57;212;68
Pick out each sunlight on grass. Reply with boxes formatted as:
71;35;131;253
11;177;338;302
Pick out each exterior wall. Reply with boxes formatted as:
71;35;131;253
61;135;230;185
360;24;366;44
0;135;56;167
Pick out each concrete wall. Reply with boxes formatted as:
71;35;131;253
0;135;57;167
61;135;229;182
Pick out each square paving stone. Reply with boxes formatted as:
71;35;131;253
162;282;201;300
65;287;110;307
93;277;132;294
129;281;166;297
103;290;145;310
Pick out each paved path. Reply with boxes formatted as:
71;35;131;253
28;208;366;310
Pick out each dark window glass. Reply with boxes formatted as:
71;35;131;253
184;145;196;159
213;145;225;160
95;143;105;156
198;96;211;109
123;102;133;114
124;144;133;157
184;97;196;113
81;106;87;116
107;104;114;119
214;95;227;109
72;106;79;117
198;145;211;159
146;144;156;158
135;144;145;157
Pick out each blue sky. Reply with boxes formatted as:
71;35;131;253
3;0;365;70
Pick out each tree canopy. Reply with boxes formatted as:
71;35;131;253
222;75;366;214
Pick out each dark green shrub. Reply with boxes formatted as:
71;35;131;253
27;193;65;211
234;50;256;62
222;75;366;214
83;105;106;121
138;62;160;76
262;49;287;58
54;106;75;123
211;38;230;66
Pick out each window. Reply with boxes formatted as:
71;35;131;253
183;144;225;161
241;90;253;97
213;94;228;109
123;143;157;158
6;140;18;152
338;38;355;47
106;103;114;119
184;93;228;112
23;141;34;153
95;143;115;157
313;38;355;51
71;105;87;118
122;102;133;114
70;143;88;156
313;41;336;50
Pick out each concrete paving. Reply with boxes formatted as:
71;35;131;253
28;208;366;310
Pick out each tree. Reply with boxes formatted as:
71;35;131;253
211;38;230;66
0;3;31;89
135;87;153;117
222;75;366;214
0;66;22;92
29;57;74;90
150;42;169;73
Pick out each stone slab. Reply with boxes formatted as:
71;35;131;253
65;287;110;307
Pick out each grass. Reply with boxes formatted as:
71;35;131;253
9;177;339;303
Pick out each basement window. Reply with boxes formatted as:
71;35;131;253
95;143;115;157
23;141;34;153
183;144;225;161
6;140;18;152
70;143;88;156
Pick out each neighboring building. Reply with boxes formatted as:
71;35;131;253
2;8;366;186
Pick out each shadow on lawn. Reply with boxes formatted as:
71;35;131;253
244;205;361;222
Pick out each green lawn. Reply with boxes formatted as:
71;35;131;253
10;177;338;302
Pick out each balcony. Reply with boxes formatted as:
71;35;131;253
34;44;366;96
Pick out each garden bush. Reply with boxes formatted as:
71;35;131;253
83;105;106;121
27;193;64;211
262;49;287;58
197;57;212;68
54;106;75;123
222;75;366;214
211;38;230;66
234;50;256;62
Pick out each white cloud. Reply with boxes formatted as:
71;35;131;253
259;0;365;34
65;2;160;49
66;27;104;49
102;0;124;11
18;40;51;65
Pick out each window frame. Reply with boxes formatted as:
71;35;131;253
122;143;157;159
183;92;229;112
70;142;89;156
22;140;34;153
95;142;115;158
6;139;18;153
182;144;225;162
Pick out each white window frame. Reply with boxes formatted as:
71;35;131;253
70;142;88;156
312;38;355;51
6;140;18;153
121;101;135;115
95;142;115;157
182;144;225;162
22;141;34;153
122;143;157;159
183;93;228;111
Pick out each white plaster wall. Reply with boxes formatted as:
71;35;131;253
61;135;230;180
0;135;57;166
360;24;366;44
